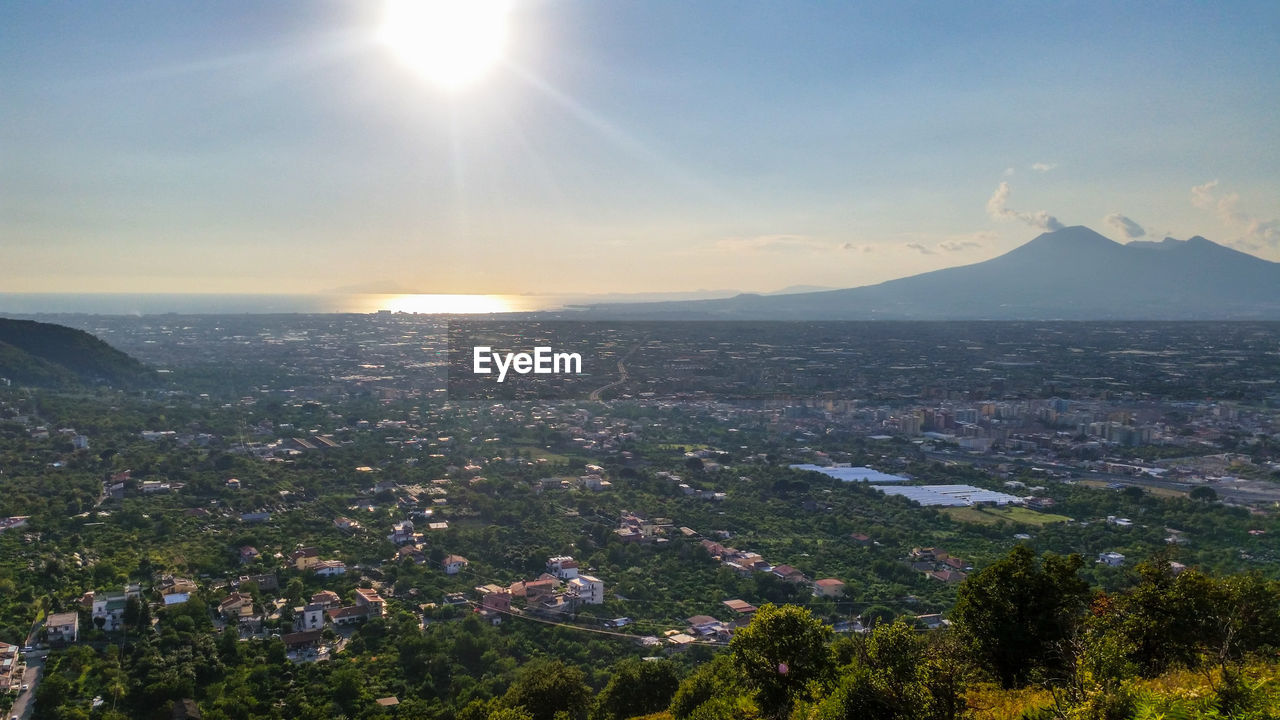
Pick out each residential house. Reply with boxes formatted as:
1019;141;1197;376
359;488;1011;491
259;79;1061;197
568;574;604;605
441;555;468;575
293;603;326;631
238;546;260;565
0;641;19;691
915;614;949;630
310;590;341;609
813;578;847;598
926;569;967;583
281;630;322;651
1098;552;1126;567
313;560;347;576
92;591;128;631
547;556;579;580
47;611;79;645
289;547;320;570
396;545;426;564
354;588;385;616
770;565;809;584
218;593;254;621
481;590;512;613
327;606;370;626
387;520;416;545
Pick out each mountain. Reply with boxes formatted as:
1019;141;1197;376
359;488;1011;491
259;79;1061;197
576;226;1280;320
0;318;155;388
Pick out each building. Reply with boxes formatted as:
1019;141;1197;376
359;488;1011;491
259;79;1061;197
442;555;468;575
92;591;128;631
547;556;579;580
1098;552;1126;567
313;560;347;576
354;588;385;616
310;590;341;609
294;603;326;631
0;641;19;691
327;606;371;626
568;574;604;605
218;593;254;621
813;578;847;598
47;611;79;645
289;547;320;570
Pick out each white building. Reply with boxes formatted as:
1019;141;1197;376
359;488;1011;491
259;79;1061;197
547;556;579;580
91;592;127;631
294;603;325;631
568;574;604;605
1098;552;1126;567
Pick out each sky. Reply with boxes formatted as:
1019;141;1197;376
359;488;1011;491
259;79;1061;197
3;1;1279;295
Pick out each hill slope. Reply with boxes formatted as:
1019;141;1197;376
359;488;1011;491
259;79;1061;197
580;226;1280;320
0;318;154;388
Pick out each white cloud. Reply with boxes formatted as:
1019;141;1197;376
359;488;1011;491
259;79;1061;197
1031;162;1057;172
841;242;875;253
938;239;983;252
715;234;830;253
1104;213;1146;239
1190;180;1280;249
986;182;1064;231
905;242;936;255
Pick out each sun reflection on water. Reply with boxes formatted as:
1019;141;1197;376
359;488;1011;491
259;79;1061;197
378;294;515;314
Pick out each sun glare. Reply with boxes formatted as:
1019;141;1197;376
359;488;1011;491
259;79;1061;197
380;294;512;314
379;0;511;89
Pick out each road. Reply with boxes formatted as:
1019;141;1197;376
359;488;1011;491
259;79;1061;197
923;451;1280;505
10;653;43;720
587;341;643;401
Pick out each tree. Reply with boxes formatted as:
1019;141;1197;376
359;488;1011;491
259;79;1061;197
950;546;1090;687
670;654;741;720
592;658;681;720
1189;485;1217;502
729;603;834;718
502;658;592;720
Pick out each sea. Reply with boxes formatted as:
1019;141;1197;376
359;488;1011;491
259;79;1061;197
0;293;579;316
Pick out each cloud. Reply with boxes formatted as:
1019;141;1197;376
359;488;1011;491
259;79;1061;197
716;234;831;253
938;239;983;252
841;242;875;253
1190;180;1280;249
987;182;1064;231
1104;213;1146;239
1031;162;1057;172
1003;167;1015;177
905;243;936;255
1191;180;1218;209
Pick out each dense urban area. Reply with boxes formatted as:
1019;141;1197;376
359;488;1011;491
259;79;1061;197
2;316;1280;720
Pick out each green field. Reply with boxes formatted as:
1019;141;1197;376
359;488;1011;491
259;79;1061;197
943;505;1071;526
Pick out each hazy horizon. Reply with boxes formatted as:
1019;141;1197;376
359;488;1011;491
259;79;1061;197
4;2;1278;295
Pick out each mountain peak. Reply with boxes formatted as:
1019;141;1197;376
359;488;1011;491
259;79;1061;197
1026;225;1118;247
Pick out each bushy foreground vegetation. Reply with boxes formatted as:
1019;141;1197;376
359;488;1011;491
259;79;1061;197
21;548;1280;720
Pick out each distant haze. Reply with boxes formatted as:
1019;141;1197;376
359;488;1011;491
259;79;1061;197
3;3;1278;294
573;226;1280;320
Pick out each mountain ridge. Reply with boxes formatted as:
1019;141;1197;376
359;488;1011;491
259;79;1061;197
572;226;1280;320
0;317;155;388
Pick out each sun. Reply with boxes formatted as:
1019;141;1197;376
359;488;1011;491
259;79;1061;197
379;0;511;89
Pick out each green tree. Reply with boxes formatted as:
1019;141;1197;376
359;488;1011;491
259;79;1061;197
1189;485;1217;502
728;603;834;718
592;658;681;720
502;658;592;720
950;546;1090;687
